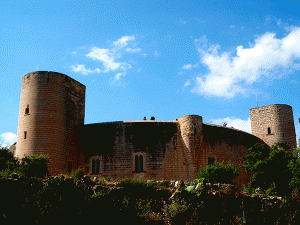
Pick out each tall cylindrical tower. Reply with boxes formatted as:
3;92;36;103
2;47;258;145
15;71;86;175
250;104;296;150
178;115;203;180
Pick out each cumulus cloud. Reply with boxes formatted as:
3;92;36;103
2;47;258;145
71;64;101;75
192;27;300;98
113;36;135;48
86;47;131;72
71;36;140;79
0;132;17;147
210;117;251;133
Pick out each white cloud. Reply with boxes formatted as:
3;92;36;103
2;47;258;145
210;117;251;133
154;51;159;57
192;27;300;98
179;20;187;24
110;72;126;86
113;36;135;48
71;64;101;75
182;64;192;70
126;48;141;52
182;64;198;70
86;47;131;72
0;132;17;147
230;25;235;29
72;36;140;80
184;80;191;87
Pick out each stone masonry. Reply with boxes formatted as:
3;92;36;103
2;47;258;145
15;71;297;188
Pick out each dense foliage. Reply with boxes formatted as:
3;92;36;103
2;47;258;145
1;142;300;223
0;146;18;172
196;161;238;184
0;146;48;179
243;142;300;197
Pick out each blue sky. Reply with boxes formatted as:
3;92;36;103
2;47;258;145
1;0;300;147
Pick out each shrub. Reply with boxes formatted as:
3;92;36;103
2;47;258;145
17;154;48;178
118;177;148;189
196;161;238;184
70;169;84;180
0;146;18;171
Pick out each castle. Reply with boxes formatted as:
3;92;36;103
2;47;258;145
15;71;297;186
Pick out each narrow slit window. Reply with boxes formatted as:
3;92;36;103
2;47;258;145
135;155;139;172
68;162;72;173
268;127;271;134
24;131;27;139
96;159;100;174
139;155;143;172
25;105;29;114
208;157;215;165
92;159;96;174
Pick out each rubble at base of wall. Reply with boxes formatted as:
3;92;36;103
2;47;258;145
0;175;299;224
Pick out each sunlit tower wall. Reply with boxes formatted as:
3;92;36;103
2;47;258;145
15;71;86;175
178;115;203;180
250;104;296;150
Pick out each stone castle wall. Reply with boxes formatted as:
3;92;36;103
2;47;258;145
78;121;189;180
78;118;263;187
15;71;86;175
200;124;264;187
250;104;296;150
15;71;297;186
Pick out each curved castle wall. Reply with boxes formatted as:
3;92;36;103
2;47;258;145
79;121;189;180
14;71;296;186
15;71;86;175
250;104;296;149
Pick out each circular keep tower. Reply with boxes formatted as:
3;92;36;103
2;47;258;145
250;104;297;150
15;71;86;175
178;115;203;180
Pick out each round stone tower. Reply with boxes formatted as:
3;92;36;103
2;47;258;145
15;71;86;175
250;104;296;150
178;115;203;180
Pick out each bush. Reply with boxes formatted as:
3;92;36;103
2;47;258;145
16;154;48;178
118;177;148;189
196;161;238;184
0;146;18;171
70;169;84;180
243;142;296;197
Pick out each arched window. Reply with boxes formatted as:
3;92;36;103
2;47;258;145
90;156;101;174
96;159;100;174
133;153;146;173
139;156;143;172
135;155;139;172
92;159;96;174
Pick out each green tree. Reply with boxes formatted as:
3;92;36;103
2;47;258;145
196;161;238;184
0;146;18;171
243;142;295;196
16;154;48;178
